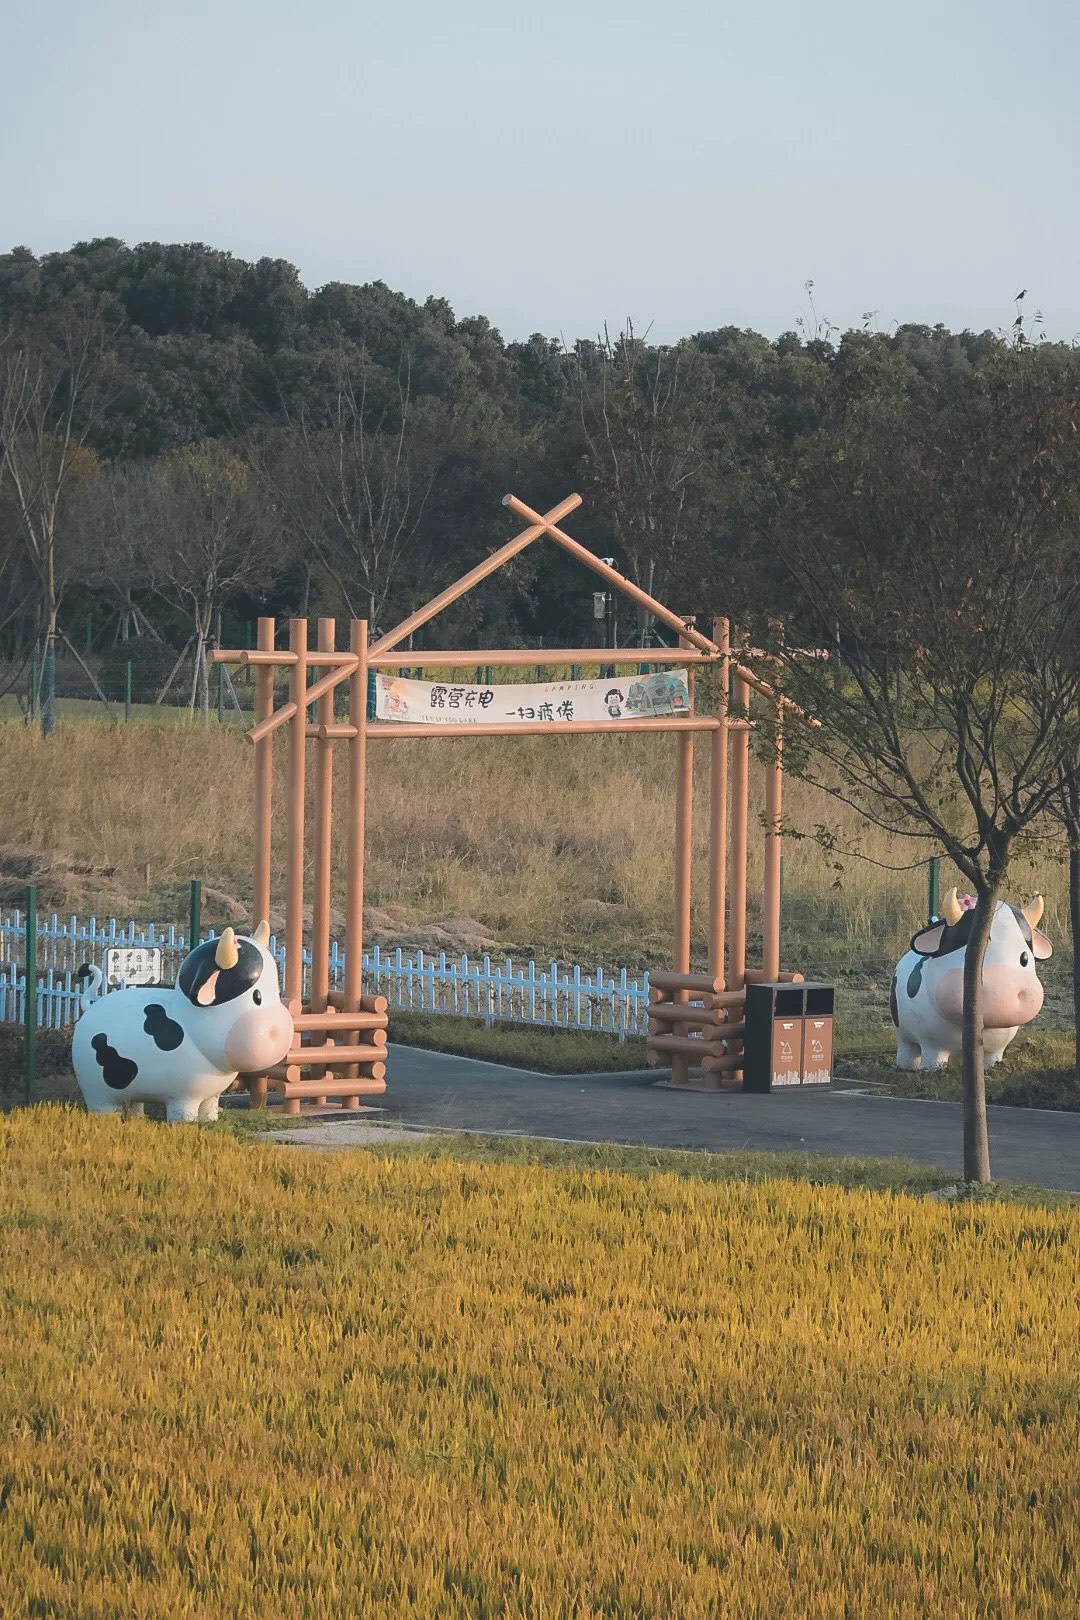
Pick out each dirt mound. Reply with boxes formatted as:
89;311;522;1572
359;907;502;957
0;841;504;958
263;902;501;957
0;844;118;907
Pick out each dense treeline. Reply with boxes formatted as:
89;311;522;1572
6;238;1080;1161
0;234;1064;724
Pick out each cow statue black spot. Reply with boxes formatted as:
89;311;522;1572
890;888;1052;1071
71;923;294;1122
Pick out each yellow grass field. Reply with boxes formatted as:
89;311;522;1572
1;1109;1077;1618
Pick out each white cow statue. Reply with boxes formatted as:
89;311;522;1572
890;888;1052;1071
72;923;294;1121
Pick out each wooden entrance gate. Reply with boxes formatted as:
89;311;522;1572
212;493;800;1104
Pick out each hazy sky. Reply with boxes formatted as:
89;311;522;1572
4;0;1078;343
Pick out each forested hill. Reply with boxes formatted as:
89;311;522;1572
0;237;1029;668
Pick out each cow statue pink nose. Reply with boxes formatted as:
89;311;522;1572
935;965;1044;1030
224;1002;294;1072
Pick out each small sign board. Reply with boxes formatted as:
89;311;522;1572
104;946;163;989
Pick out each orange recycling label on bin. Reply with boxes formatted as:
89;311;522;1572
802;1017;833;1085
771;1019;802;1088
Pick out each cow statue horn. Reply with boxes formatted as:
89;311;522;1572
1022;894;1044;928
215;928;239;969
941;887;964;926
252;919;271;948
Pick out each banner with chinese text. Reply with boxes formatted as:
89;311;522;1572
373;670;691;727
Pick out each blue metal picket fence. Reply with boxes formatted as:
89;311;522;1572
0;909;649;1041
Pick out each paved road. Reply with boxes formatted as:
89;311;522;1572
282;1044;1080;1191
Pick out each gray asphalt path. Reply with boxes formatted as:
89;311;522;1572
295;1044;1080;1191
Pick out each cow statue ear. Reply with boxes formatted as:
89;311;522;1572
910;921;946;956
252;920;271;948
1030;927;1053;961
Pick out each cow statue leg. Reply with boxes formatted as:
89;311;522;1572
895;1033;922;1070
920;1048;952;1071
197;1094;221;1124
984;1031;1016;1068
166;1098;201;1124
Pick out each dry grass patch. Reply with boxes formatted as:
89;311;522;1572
1;1108;1077;1618
0;719;1072;974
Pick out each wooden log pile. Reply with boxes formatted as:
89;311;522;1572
646;970;803;1089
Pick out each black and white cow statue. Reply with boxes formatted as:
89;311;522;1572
890;888;1051;1071
72;923;294;1121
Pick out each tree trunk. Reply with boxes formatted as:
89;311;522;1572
41;618;57;738
1070;842;1080;1080
41;547;58;738
196;635;210;726
961;886;999;1182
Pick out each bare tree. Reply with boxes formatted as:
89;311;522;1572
67;459;165;646
0;300;112;732
137;441;275;721
736;340;1080;1182
567;322;712;640
248;343;438;635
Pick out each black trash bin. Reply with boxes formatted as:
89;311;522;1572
743;981;835;1092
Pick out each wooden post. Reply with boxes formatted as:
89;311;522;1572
342;619;369;1101
253;617;274;931
762;703;783;982
671;626;695;1086
708;617;730;985
727;667;750;991
309;618;336;1105
284;619;308;1018
242;618;277;1110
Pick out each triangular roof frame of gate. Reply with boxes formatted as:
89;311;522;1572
370;492;720;661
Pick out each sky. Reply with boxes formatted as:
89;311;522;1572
3;0;1079;344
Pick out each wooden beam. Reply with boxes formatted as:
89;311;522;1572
762;705;783;982
648;970;726;994
284;619;307;1007
646;1033;731;1058
282;1041;387;1066
344;620;369;1077
357;715;721;740
248;657;359;744
371;493;583;657
648;1003;718;1025
268;1071;386;1095
211;649;356;668
253;616;274;931
367;647;716;670
727;669;750;992
708;617;730;983
671;625;695;1087
292;1009;386;1032
502;494;718;655
310;618;336;1018
328;989;386;1015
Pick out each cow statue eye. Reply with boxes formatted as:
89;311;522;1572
1020;951;1030;968
253;989;263;1006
